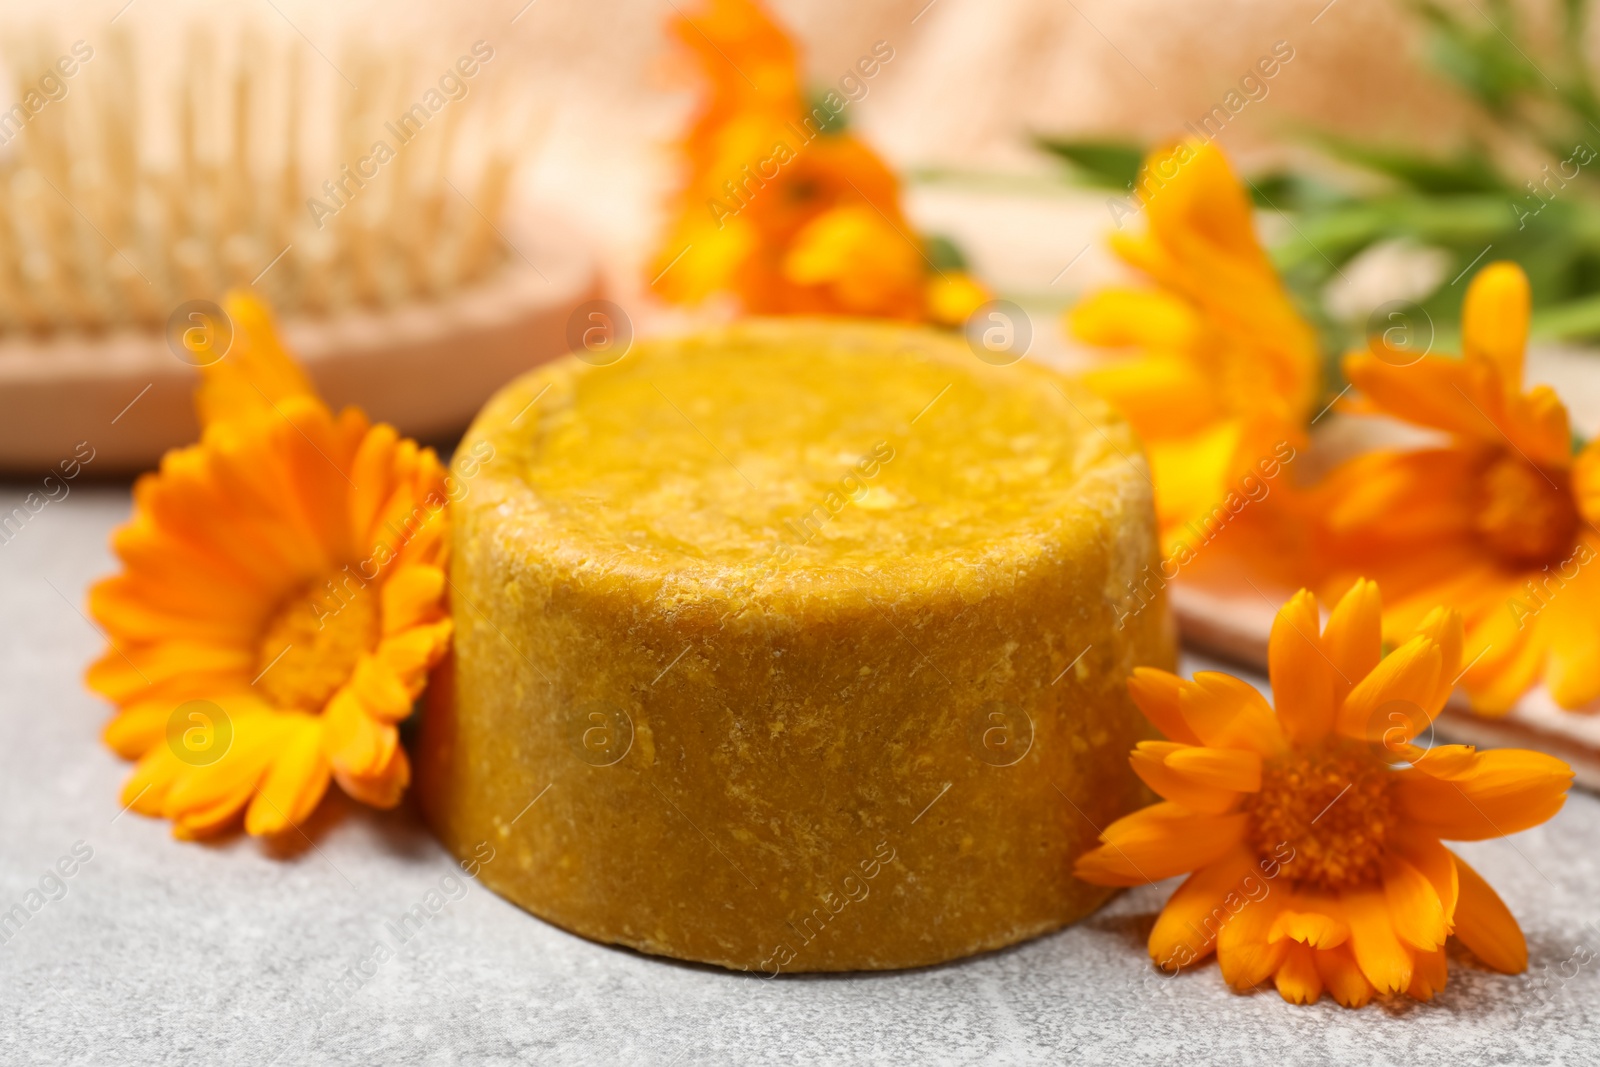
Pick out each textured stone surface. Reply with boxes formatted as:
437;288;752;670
3;484;1598;1066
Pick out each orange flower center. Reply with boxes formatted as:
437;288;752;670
1245;740;1395;891
1473;455;1580;568
255;575;380;712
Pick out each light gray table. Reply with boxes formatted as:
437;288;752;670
3;484;1597;1066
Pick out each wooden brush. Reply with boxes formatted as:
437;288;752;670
0;23;541;334
0;19;600;473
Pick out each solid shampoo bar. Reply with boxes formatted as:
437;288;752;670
417;319;1173;972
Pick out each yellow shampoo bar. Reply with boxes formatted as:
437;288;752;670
417;319;1173;972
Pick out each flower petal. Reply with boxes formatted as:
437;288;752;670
1575;441;1600;527
1068;286;1202;350
1411;606;1465;719
1382;854;1447;952
1542;552;1600;709
321;688;398;779
102;701;172;760
121;746;182;815
1127;668;1200;745
1406;946;1449;1001
1391;834;1459;929
90;573;261;645
1144;423;1243;535
349;422;401;547
163;712;287;816
1450;850;1527;973
381;565;447;637
1267;897;1349;950
1162;746;1262;792
1334;634;1441;743
1315;451;1478;544
349;655;415;723
1406;743;1480;778
335;744;410;809
87;641;254;704
1268;589;1333;745
1343;887;1414;994
195;291;318;428
1461;260;1529;385
1140;138;1273;268
1216;886;1289;991
1130;742;1240;814
173;786;255;838
1343;350;1520;451
1274;941;1323;1005
1396;748;1572;840
376;619;454;696
1078;353;1221;438
1463;618;1548;715
1322;578;1383;706
1179;672;1286;756
244;715;330;836
1314;944;1375;1008
1073;802;1248;887
1147;848;1258;971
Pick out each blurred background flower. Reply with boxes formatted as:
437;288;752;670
1038;0;1600;359
647;0;988;324
1068;139;1319;556
1314;261;1600;714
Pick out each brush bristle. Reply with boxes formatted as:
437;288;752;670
0;25;538;335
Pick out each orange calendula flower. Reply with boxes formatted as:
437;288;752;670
650;0;986;322
1317;261;1600;713
1075;580;1572;1007
1068;140;1320;557
87;291;453;838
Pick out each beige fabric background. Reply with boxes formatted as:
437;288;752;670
505;0;1477;302
4;0;1497;311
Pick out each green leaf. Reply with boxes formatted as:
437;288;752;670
1530;292;1600;340
1306;133;1506;194
1245;171;1310;211
1033;136;1144;190
806;91;849;135
923;234;969;273
1410;0;1541;113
